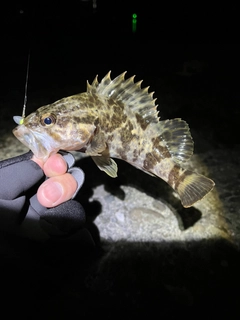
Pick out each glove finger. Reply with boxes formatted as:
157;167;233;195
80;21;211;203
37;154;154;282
44;152;84;199
0;159;43;200
0;151;33;169
57;151;85;199
68;167;85;199
0;197;26;228
58;151;75;169
39;200;86;236
30;194;86;235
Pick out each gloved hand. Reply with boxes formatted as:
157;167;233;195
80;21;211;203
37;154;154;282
0;151;94;245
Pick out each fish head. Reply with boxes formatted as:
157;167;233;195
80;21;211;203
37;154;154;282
13;102;96;162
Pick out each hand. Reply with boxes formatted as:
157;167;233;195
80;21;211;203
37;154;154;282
0;151;95;243
32;153;78;208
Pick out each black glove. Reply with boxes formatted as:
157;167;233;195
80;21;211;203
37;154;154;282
0;151;94;245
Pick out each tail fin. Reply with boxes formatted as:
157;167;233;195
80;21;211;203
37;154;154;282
176;170;215;207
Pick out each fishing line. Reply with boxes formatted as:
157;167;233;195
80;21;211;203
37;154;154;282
22;51;31;119
13;6;35;125
13;48;31;125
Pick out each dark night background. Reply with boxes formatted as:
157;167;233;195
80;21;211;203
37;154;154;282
1;1;240;149
1;1;240;318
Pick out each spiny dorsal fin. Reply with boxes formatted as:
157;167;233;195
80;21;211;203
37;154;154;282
158;118;194;163
87;71;159;124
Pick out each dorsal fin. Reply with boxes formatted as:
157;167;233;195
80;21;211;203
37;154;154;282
158;118;194;162
87;71;159;124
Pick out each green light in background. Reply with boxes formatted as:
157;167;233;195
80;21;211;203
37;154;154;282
132;13;137;33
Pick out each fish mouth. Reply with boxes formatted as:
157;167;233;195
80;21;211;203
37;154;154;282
13;125;52;161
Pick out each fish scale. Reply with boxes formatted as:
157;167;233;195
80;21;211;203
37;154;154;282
13;71;215;208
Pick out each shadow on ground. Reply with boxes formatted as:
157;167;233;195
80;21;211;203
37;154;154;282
75;156;203;232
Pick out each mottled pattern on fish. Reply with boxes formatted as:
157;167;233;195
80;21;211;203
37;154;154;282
13;71;215;207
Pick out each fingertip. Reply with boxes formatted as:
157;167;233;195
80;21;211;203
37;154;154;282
44;154;68;177
37;174;78;208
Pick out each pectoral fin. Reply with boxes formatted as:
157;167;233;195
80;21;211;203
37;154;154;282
91;156;118;178
85;125;118;177
85;128;106;156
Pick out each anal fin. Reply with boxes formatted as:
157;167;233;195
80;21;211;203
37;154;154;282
91;156;118;178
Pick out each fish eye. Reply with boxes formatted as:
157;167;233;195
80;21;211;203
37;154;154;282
44;117;52;125
40;113;56;126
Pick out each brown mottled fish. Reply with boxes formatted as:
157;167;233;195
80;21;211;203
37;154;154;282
13;71;214;207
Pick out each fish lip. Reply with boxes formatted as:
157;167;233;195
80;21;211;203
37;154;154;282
13;125;51;161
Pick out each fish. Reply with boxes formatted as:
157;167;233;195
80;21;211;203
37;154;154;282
13;71;215;208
